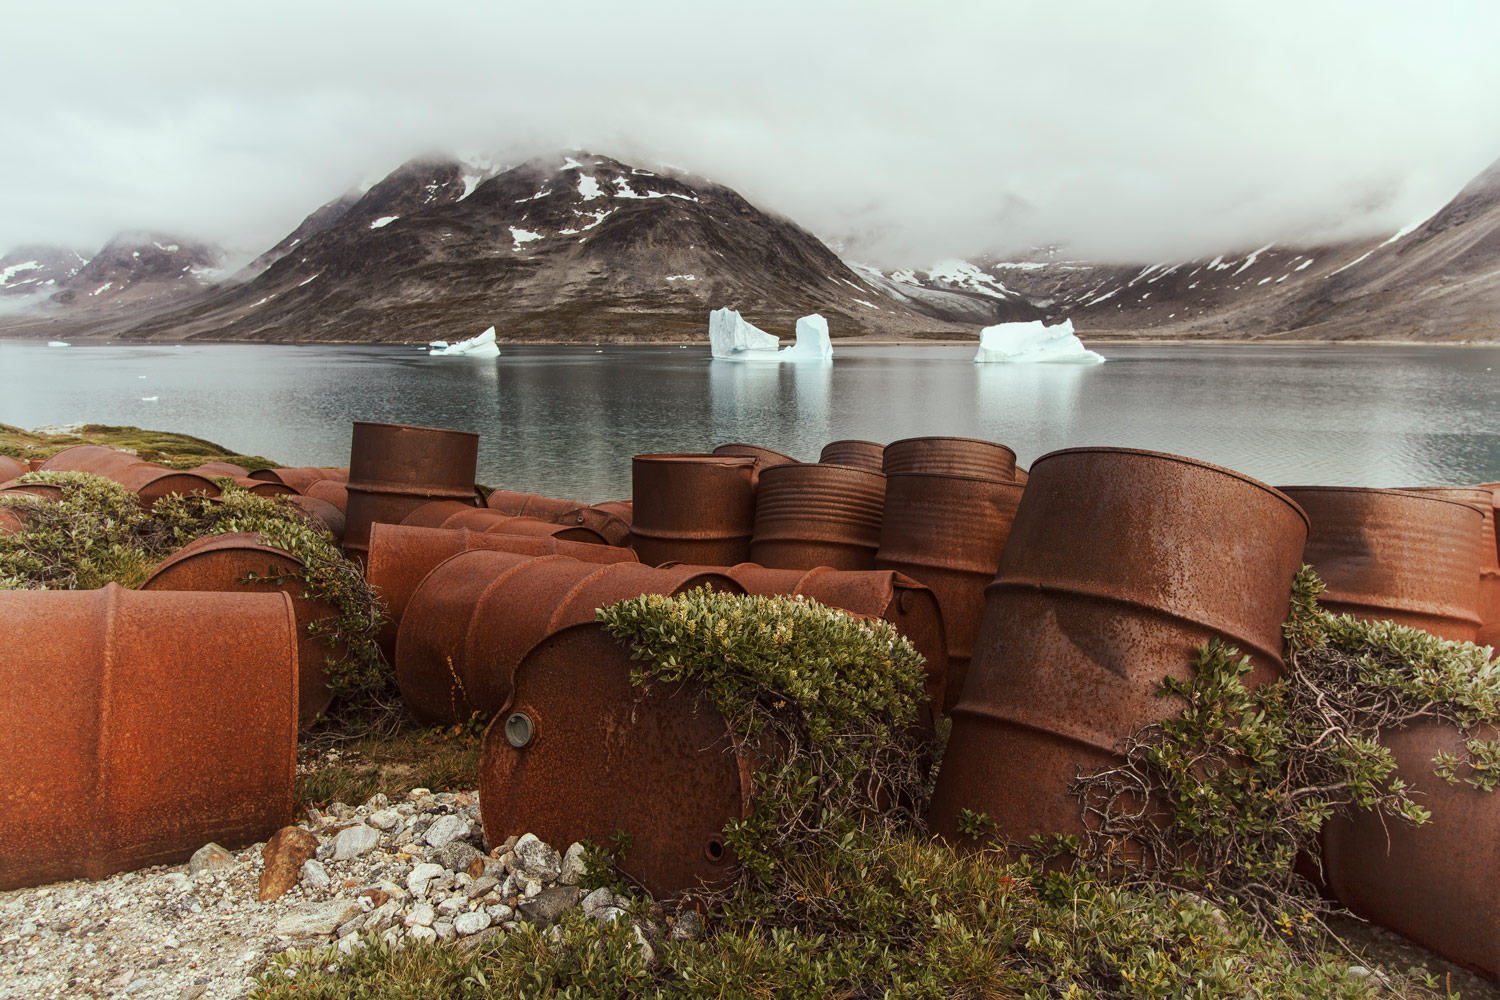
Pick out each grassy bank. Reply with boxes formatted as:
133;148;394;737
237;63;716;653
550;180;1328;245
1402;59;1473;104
0;422;275;470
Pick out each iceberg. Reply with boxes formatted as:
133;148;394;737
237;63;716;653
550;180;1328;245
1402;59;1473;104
708;308;781;361
429;327;500;358
779;314;833;362
47;340;70;347
973;319;1104;365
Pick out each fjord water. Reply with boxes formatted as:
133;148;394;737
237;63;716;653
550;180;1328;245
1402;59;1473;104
2;341;1497;502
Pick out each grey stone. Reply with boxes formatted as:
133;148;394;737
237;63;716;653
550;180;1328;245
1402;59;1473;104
406;862;445;897
513;833;561;881
517;886;582;927
334;824;381;861
459;925;502;951
177;985;208;1000
186;843;233;876
368;809;401;832
364;793;390;811
423;815;470;850
436;896;466;917
274;900;364;938
433;920;455;940
486;903;515;922
336;913;367;939
407;925;436;943
581;888;616;917
670;909;704;941
454;910;491;936
593;906;627;925
465;876;498;900
631;925;655;964
299;859;330;889
440;840;483;873
404;903;436;928
364;901;400;935
558;842;587;885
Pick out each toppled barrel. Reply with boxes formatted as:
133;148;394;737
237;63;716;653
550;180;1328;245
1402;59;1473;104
818;439;885;473
40;445;220;510
365;522;638;656
630;453;757;567
0;585;297;890
486;490;583;519
141;533;341;726
750;463;885;571
1398;486;1500;628
1279;487;1482;642
184;462;251;478
248;467;349;493
0;456;30;480
399;501;608;543
480;622;750;899
484;491;631;546
302;479;349;513
395;552;740;726
929;448;1308;847
281;495;345;540
0;479;66;502
0;506;22;535
343;422;478;564
1323;721;1500;978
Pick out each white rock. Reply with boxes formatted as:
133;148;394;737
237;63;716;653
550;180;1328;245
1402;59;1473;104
593;905;627;925
300;859;330;888
365;900;400;935
368;809;401;832
274;900;363;938
333;824;381;860
407;862;445;896
708;308;781;361
486;903;514;922
424;815;470;850
430;326;500;358
513;833;561;880
558;843;587;885
434;920;456;940
407;924;437;943
581;888;616;917
972;319;1104;365
186;843;233;875
454;911;492;936
631;924;655;964
436;896;466;917
404;903;436;928
779;314;833;362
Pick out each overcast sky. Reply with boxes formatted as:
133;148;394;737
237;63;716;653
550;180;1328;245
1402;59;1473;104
4;0;1500;265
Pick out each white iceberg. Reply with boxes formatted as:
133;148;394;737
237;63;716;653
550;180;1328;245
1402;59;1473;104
708;308;781;361
779;314;833;362
973;319;1104;365
47;340;70;347
429;327;500;358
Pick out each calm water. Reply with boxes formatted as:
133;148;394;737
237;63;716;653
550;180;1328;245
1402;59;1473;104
1;341;1497;502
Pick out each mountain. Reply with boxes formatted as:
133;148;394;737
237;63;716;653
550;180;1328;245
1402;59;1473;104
0;245;89;300
47;234;225;312
109;153;1016;344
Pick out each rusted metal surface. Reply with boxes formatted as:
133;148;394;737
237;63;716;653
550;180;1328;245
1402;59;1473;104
712;442;801;471
485;490;581;519
222;476;297;497
1013;466;1029;485
302;479;349;512
142;533;340;727
1323;720;1500;978
882;436;1017;481
750;463;886;571
592;499;633;524
401;503;607;543
0;456;29;480
0;585;297;890
0;479;65;502
0;507;22;535
343;422;479;564
928;447;1309;847
1279;487;1482;641
400;500;486;529
185;462;251;478
38;444;140;476
247;467;349;492
281;495;345;540
38;445;220;509
818;439;885;473
1399;486;1500;626
875;474;1025;713
554;505;632;546
366;523;638;656
480;621;749;899
630;453;757;567
396;552;740;726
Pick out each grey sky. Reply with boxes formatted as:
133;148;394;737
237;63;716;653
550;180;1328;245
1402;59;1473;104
4;0;1499;266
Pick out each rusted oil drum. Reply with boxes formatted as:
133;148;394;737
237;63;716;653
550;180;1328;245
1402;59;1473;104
0;479;65;502
0;456;29;480
141;533;340;726
1279;487;1482;642
630;453;757;567
39;446;220;509
248;467;349;492
592;499;633;524
185;462;251;478
712;442;801;472
402;503;607;544
366;523;638;656
882;436;1017;482
875;474;1025;713
818;440;884;473
485;490;581;519
1013;467;1029;485
554;505;632;547
38;444;139;476
222;476;296;497
480;622;749;899
0;585;297;890
395;552;740;726
0;507;23;535
1323;721;1500;978
928;448;1309;847
343;422;479;564
300;479;349;512
401;500;489;529
281;495;345;540
749;463;885;571
1399;486;1500;626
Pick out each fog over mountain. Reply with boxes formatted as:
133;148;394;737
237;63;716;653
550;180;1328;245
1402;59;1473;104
3;1;1500;267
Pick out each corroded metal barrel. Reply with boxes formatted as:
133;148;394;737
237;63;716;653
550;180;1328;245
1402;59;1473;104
750;463;885;571
0;507;22;535
219;476;296;497
484;492;631;546
1323;721;1500;978
0;479;66;502
281;495;345;540
818;439;885;473
399;502;607;543
1399;486;1500;626
396;551;741;725
875;474;1025;713
712;442;800;471
480;622;749;899
929;448;1309;846
343;422;479;563
303;479;349;512
1279;487;1482;641
366;523;638;656
486;490;581;519
0;585;297;890
554;505;632;547
141;533;340;726
882;436;1017;481
0;456;30;480
184;461;251;478
248;467;349;492
630;454;757;567
40;445;220;509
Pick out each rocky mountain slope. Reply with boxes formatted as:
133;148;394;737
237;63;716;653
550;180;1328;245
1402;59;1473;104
0;245;89;303
46;234;224;313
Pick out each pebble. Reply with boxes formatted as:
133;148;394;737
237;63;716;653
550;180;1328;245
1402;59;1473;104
407;862;446;897
300;859;330;888
454;911;492;936
333;823;381;860
558;842;587;885
404;902;437;928
423;815;470;850
187;843;233;875
514;833;562;881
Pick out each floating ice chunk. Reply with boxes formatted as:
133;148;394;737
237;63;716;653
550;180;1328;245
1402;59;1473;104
47;340;70;347
429;326;500;358
708;308;781;361
779;314;833;362
973;319;1104;365
141;395;159;402
429;340;449;348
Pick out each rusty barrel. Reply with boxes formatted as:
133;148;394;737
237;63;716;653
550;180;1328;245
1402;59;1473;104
485;490;581;519
630;453;757;567
185;462;251;478
366;523;638;656
281;495;345;540
875;474;1025;713
395;552;740;726
302;479;349;512
141;533;340;726
818;439;884;473
1279;487;1482;641
712;442;801;471
343;422;479;563
38;444;139;476
928;447;1309;847
1323;721;1500;978
0;585;297;890
0;456;29;480
554;505;632;546
248;466;349;492
39;445;220;509
0;507;22;535
1399;486;1500;626
401;502;607;544
882;436;1017;481
0;479;66;502
224;476;296;497
750;463;885;571
480;621;750;899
